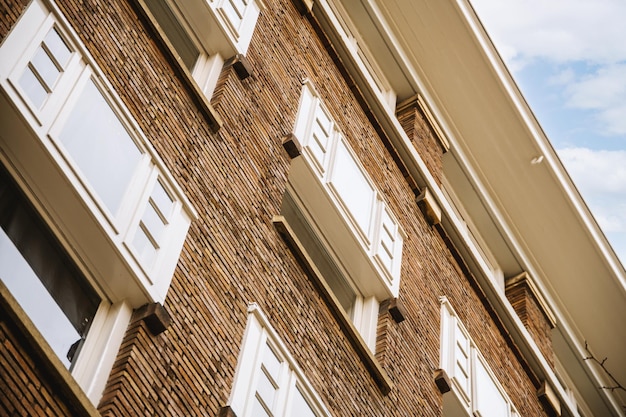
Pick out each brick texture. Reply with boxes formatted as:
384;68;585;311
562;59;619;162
396;96;446;186
0;0;552;416
506;282;555;369
0;0;28;40
0;303;86;416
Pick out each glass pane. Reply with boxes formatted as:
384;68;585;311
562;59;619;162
380;209;396;257
293;86;314;145
44;27;71;68
288;387;317;417
329;139;376;238
31;46;60;89
251;396;272;417
381;225;395;256
256;369;278;411
221;0;246;30
0;167;100;368
59;79;143;214
475;357;508;417
261;343;282;382
454;325;471;398
133;225;158;267
151;180;174;219
0;233;79;367
142;202;166;243
308;107;332;171
19;66;48;108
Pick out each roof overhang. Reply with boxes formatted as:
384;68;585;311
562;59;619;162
312;0;626;414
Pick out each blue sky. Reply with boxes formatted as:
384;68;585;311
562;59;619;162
470;0;626;265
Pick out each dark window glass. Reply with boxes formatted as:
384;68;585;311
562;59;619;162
281;192;357;317
146;0;200;70
0;164;100;368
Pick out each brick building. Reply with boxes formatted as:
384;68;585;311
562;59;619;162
1;0;625;416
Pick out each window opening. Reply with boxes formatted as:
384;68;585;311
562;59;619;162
0;164;100;368
228;304;331;417
281;191;358;318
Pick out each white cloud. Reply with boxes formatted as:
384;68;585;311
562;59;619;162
558;147;626;233
471;0;626;67
471;0;626;262
471;0;626;137
564;65;626;135
548;68;575;86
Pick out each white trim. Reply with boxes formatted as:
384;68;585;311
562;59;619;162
0;0;197;406
297;0;623;413
191;52;225;99
167;0;265;59
71;299;133;404
0;0;197;307
228;303;332;417
290;80;404;299
440;296;521;417
319;0;397;110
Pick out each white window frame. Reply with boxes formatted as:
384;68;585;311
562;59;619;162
0;157;134;404
0;0;196;403
321;0;396;110
146;0;265;99
0;0;197;304
286;80;404;352
289;80;404;298
228;303;332;417
440;296;520;417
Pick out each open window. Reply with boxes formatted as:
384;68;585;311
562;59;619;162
0;0;196;402
0;165;100;369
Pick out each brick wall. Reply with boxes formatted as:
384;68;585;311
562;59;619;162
396;96;446;186
1;0;551;416
506;277;556;369
0;0;28;40
0;310;70;416
0;289;97;417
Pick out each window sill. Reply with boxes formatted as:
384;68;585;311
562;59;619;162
273;215;393;395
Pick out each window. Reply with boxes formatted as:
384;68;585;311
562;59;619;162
143;0;264;99
0;165;100;369
440;297;520;417
323;0;396;109
57;78;143;215
18;26;72;109
0;0;196;403
0;0;196;305
284;81;404;352
227;304;331;417
440;177;504;288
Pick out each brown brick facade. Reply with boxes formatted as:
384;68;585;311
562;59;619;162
0;0;552;416
396;95;446;186
0;285;98;417
506;274;556;369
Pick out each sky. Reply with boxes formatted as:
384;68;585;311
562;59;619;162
469;0;626;266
